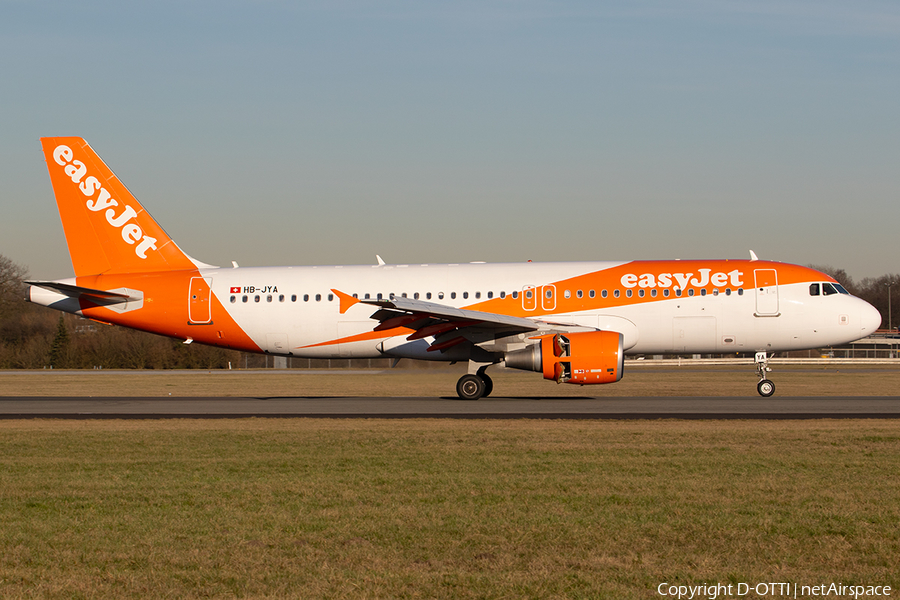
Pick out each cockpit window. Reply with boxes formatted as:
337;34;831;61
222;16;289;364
822;283;838;296
809;283;820;296
834;283;850;295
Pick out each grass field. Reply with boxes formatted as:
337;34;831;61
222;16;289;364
1;419;899;599
1;363;899;397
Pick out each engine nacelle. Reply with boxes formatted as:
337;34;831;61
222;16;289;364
504;331;624;384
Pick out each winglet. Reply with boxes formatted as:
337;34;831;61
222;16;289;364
331;289;360;314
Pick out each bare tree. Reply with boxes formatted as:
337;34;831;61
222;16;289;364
808;264;857;295
0;255;29;320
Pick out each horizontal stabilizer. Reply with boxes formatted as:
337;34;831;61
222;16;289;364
26;280;135;301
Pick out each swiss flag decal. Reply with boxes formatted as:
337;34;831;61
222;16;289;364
230;287;241;293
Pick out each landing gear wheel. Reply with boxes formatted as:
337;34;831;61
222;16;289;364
457;374;486;400
757;379;775;397
481;374;493;398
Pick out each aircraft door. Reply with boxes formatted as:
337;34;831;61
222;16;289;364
541;284;556;311
754;269;779;316
188;277;212;324
522;285;537;311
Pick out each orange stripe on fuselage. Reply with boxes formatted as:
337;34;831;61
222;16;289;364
74;271;261;352
462;260;829;318
295;260;832;350
299;327;413;349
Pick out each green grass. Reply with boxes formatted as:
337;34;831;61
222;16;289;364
1;420;899;599
1;364;899;397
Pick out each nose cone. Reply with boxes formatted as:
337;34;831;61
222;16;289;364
859;299;882;337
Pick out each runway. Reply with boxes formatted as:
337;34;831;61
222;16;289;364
2;396;900;419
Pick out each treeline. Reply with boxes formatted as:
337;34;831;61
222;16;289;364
0;255;897;369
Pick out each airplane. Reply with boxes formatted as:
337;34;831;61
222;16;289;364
27;137;882;399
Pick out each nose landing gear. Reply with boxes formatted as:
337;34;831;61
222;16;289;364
755;351;775;397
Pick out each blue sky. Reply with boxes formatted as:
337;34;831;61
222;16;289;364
2;1;898;279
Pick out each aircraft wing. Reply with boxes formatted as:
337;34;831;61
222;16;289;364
332;289;579;352
365;295;545;330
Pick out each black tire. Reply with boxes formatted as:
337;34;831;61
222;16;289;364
481;374;493;398
757;379;775;397
457;374;485;400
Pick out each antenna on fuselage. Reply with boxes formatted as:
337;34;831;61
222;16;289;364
749;250;759;261
376;255;385;266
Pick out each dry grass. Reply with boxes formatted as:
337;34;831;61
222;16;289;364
0;364;898;397
0;419;898;599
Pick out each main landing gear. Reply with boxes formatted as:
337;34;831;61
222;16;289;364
456;365;493;400
755;351;775;397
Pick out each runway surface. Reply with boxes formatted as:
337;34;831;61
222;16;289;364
2;396;900;419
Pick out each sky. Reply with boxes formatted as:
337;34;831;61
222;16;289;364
1;0;898;280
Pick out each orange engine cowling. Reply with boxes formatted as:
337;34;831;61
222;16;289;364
504;331;624;385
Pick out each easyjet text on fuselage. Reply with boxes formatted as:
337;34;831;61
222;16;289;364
620;268;744;290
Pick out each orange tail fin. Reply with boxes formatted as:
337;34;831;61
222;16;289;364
40;137;200;276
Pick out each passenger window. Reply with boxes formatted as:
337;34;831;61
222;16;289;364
700;289;706;297
242;295;248;303
525;290;533;299
315;294;321;302
267;295;273;302
499;291;505;299
377;293;383;300
291;295;297;302
426;292;432;299
328;294;334;301
438;292;444;299
809;283;820;296
564;290;571;299
487;291;493;299
688;290;695;297
463;292;468;299
546;289;552;299
614;290;620;298
451;292;457;299
738;288;744;296
254;295;260;302
230;295;236;303
626;290;633;298
577;290;583;298
475;292;481;299
414;292;420;299
651;289;657;297
279;294;285;302
512;291;518;299
303;294;309;302
638;289;644;298
676;289;682;297
663;289;670;297
725;289;731;296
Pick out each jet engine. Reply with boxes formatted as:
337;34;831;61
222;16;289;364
504;331;624;384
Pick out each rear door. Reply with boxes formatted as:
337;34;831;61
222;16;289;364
188;277;212;324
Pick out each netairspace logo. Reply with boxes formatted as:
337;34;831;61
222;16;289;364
657;582;892;599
